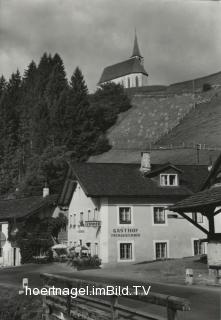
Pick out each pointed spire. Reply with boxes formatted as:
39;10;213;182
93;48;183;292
131;30;143;58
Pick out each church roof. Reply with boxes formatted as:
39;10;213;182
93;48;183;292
98;57;148;84
131;32;143;58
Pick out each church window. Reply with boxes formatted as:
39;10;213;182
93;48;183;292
135;76;139;87
128;78;130;88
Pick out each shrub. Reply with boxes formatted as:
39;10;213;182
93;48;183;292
202;83;212;92
69;255;101;269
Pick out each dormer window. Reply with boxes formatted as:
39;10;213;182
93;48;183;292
160;174;178;186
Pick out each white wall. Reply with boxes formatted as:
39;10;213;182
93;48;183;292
68;183;100;256
102;72;148;88
0;222;21;267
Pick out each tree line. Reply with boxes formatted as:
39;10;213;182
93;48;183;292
0;53;131;196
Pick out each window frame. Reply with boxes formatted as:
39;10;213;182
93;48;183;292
192;238;205;256
160;173;178;186
153;240;169;260
152;206;167;226
117;206;133;226
118;240;134;262
192;212;203;224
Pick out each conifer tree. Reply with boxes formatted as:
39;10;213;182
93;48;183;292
0;70;22;193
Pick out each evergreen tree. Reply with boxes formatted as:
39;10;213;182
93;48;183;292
64;67;91;153
0;70;22;193
19;61;38;169
45;53;68;146
0;75;7;97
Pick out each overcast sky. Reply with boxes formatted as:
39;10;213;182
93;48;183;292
0;0;221;91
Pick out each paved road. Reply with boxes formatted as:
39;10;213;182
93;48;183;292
0;264;220;320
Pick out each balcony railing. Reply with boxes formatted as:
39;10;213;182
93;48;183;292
84;220;101;227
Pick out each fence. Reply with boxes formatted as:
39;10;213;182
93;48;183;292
41;273;190;320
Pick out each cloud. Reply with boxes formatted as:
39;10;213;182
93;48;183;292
0;0;221;91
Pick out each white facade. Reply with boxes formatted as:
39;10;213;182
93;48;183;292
102;73;148;89
68;183;207;266
0;222;21;267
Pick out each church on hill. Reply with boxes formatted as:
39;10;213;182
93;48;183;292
98;33;149;88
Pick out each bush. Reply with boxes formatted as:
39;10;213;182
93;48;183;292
0;288;42;320
32;255;49;264
70;255;101;269
202;83;212;92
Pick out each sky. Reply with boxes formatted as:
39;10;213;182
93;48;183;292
0;0;221;92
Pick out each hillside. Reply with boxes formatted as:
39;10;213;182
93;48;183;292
89;71;221;165
101;87;217;150
89;147;221;165
156;91;221;148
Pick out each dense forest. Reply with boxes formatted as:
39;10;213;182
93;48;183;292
0;53;131;196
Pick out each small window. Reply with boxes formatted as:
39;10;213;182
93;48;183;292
0;224;2;232
192;212;203;223
0;248;2;257
153;207;166;224
119;207;131;224
79;212;84;226
135;76;139;87
155;242;167;260
127;78;130;88
120;243;133;260
160;174;178;186
193;240;204;255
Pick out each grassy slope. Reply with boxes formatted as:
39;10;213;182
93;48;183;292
156;92;221;147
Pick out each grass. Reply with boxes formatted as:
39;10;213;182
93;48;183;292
0;287;42;320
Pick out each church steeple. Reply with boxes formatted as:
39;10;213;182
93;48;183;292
131;30;143;60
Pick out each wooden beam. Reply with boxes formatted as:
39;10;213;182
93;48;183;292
177;212;209;235
214;208;221;217
208;215;215;234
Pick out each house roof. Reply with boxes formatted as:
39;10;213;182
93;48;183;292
169;186;221;212
98;57;148;84
0;194;58;220
59;163;208;202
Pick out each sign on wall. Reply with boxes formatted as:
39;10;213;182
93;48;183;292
111;228;140;237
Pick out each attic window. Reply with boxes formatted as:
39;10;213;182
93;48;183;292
160;174;178;186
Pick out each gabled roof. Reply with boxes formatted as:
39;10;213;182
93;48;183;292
201;152;221;190
59;163;208;202
98;57;148;84
146;163;182;177
0;194;58;220
169;186;221;212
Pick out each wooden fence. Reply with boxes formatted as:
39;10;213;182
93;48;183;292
41;273;190;320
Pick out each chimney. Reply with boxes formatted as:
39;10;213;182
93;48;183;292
140;152;151;174
43;182;49;198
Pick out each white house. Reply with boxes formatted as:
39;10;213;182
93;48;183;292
59;153;209;266
98;33;148;88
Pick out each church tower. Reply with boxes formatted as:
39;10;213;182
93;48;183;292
131;31;144;65
98;32;148;88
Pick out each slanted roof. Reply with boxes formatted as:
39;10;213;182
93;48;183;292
98;57;148;84
146;163;182;177
169;186;221;212
63;162;208;199
0;194;58;220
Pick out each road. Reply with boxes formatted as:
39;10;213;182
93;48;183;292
0;264;220;320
